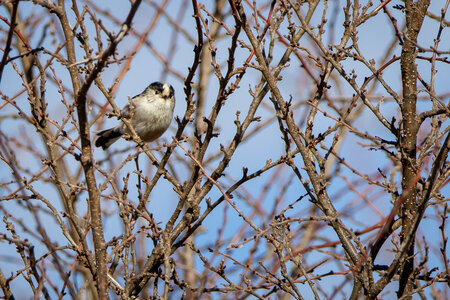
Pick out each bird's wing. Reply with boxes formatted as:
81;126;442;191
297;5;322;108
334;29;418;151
121;99;137;119
121;104;131;119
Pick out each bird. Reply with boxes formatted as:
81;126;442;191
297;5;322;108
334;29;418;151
95;82;175;150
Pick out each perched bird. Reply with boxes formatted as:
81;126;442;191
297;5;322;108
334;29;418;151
95;82;175;150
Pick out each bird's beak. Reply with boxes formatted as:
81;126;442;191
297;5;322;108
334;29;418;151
162;83;172;99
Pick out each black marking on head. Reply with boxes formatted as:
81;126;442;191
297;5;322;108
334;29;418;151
146;82;174;98
135;82;160;97
148;82;165;93
167;84;174;98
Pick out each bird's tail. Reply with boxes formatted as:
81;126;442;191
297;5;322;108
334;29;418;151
95;127;122;150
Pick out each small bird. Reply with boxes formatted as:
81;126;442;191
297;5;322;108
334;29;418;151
95;82;175;150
